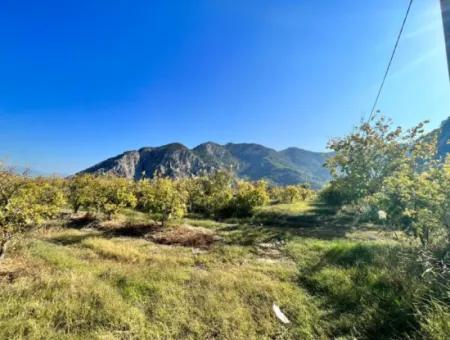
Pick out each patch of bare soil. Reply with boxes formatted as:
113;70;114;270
0;257;33;283
149;225;220;249
254;241;296;265
256;241;284;258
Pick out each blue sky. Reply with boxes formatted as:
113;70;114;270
0;0;449;174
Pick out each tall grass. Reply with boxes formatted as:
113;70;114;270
0;204;448;339
0;228;326;339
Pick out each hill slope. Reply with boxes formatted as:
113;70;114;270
81;142;333;187
437;117;450;158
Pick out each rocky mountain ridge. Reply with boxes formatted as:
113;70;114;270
80;117;450;188
81;142;333;188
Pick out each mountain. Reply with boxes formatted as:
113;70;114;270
80;118;450;188
437;117;450;159
81;142;333;188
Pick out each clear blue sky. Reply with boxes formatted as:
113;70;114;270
1;0;449;174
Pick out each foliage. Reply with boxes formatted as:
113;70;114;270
324;116;431;205
68;174;98;213
66;171;274;221
230;180;270;217
137;177;187;226
323;115;450;247
69;174;137;218
184;170;234;218
371;160;449;246
319;181;349;206
0;172;66;256
270;184;315;204
95;176;137;219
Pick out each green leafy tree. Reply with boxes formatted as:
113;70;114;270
0;175;66;258
138;177;187;226
187;171;234;218
69;175;137;218
325;116;430;205
231;180;270;217
269;185;315;204
95;176;137;219
372;154;450;246
324;115;449;246
68;174;99;213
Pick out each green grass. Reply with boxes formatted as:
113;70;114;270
0;203;448;339
0;228;325;339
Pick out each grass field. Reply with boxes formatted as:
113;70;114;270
0;202;444;339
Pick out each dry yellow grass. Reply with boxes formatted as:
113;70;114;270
81;237;149;263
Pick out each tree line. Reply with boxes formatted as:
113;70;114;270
0;167;315;255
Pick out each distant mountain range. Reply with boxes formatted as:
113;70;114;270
80;117;450;188
81;142;333;188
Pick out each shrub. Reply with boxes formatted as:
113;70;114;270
325;116;431;204
69;175;137;219
319;181;350;206
0;175;66;257
371;159;449;246
271;185;315;204
185;171;234;218
95;176;137;219
230;180;270;217
68;174;99;213
138;177;187;226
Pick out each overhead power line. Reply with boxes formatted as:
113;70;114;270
368;0;414;121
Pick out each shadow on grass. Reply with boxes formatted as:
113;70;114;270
218;224;293;247
100;224;160;238
54;202;363;249
249;201;358;240
296;242;420;339
48;214;161;246
65;214;98;229
49;232;100;246
199;201;371;248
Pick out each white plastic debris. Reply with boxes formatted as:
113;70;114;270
377;210;387;221
272;303;290;324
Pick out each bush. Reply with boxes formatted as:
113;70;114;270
230;180;270;217
68;174;98;213
69;175;137;219
95;176;137;219
0;174;66;257
319;181;350;206
137;177;187;226
270;185;315;204
370;159;449;246
325;116;430;204
184;171;234;218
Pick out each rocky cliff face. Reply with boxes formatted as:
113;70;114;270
79;119;450;187
437;117;450;159
81;142;333;188
83;144;212;180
